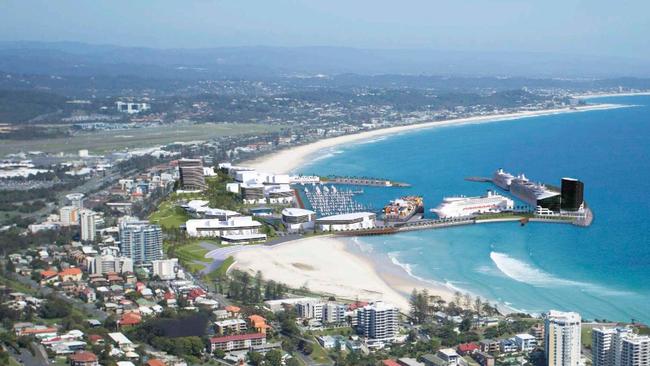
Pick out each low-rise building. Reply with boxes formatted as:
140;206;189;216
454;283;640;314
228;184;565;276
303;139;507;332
209;333;266;352
282;208;316;232
185;216;266;244
214;319;247;335
514;333;537;352
316;212;376;231
69;351;99;366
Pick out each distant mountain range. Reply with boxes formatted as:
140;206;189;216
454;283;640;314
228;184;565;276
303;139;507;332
1;41;650;79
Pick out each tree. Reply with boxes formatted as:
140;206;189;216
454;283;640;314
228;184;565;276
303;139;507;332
286;357;301;366
248;351;263;366
302;342;314;355
265;349;283;366
213;349;226;359
474;297;482;315
459;317;472;332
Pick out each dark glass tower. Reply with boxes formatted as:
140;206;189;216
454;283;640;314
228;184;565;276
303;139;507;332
561;178;584;211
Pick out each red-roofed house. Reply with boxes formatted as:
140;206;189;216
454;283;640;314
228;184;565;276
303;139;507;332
146;359;166;366
17;326;58;337
69;351;99;366
187;288;206;300
248;315;270;334
118;312;142;328
209;333;266;352
88;334;104;345
40;270;59;285
382;360;401;366
458;342;480;355
59;267;83;282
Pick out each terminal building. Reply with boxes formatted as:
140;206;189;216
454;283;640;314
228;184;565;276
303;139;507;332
316;212;376;232
282;208;316;232
185;216;267;244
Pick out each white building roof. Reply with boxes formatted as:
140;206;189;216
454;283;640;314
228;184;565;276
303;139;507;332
317;212;375;222
282;208;316;217
108;332;133;345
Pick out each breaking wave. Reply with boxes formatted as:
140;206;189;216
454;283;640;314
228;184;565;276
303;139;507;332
490;252;633;296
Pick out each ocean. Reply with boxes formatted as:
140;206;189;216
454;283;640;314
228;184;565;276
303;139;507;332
298;95;650;323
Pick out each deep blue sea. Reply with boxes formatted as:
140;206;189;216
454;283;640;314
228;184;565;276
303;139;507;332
298;95;650;323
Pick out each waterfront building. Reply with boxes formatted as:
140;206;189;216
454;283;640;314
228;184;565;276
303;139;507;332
151;258;178;280
561;178;585;211
80;209;97;242
240;183;266;204
118;221;163;266
296;300;324;320
185;216;266;243
60;206;79;226
324;302;347;324
544;310;582;366
431;191;514;219
281;208;316;232
356;301;399;341
178;158;206;190
316;212;376;232
86;254;133;275
265;184;294;204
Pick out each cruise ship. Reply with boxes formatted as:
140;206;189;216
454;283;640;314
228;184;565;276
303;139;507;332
430;191;514;219
509;174;561;210
492;168;515;190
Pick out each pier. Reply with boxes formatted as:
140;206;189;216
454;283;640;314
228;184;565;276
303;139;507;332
321;175;411;187
335;211;590;237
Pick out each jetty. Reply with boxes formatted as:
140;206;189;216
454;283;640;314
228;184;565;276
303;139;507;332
335;211;591;237
321;175;410;187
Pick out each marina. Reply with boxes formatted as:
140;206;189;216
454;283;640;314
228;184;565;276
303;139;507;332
303;185;373;217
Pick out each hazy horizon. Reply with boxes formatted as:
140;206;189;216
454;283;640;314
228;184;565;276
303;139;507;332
2;0;649;61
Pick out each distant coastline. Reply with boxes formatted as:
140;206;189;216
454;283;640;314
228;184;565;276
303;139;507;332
573;91;650;98
243;103;625;174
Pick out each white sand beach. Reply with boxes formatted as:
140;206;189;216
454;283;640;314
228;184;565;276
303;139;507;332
243;104;623;174
230;236;455;312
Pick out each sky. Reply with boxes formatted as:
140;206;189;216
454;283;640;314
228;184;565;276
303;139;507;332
1;0;649;59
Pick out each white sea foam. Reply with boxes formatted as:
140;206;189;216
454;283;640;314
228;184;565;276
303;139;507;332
490;252;633;296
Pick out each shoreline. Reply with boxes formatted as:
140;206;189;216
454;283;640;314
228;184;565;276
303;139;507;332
230;236;457;312
243;103;625;174
236;100;633;316
574;91;650;99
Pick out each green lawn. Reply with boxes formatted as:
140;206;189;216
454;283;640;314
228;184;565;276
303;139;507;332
206;256;234;280
164;240;217;273
582;325;593;348
311;327;354;337
309;338;332;364
149;200;189;230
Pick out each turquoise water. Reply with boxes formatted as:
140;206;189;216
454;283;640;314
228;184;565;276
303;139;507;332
298;95;650;323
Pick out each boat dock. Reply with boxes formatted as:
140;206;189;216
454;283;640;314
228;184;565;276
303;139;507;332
321;175;411;187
